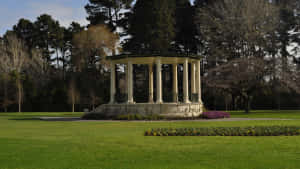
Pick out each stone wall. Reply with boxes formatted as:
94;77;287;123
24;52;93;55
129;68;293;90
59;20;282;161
90;103;204;118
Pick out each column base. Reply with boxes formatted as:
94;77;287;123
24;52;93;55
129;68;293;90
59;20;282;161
127;100;135;104
184;98;191;104
173;93;178;103
149;94;154;104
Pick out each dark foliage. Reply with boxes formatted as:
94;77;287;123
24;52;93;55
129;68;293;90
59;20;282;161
124;0;175;54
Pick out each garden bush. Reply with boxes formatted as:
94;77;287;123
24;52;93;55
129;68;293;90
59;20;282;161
145;126;300;136
201;111;230;119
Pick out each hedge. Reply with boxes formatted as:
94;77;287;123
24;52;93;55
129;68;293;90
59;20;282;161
145;126;300;136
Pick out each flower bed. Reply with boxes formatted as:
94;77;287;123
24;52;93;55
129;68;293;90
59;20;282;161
201;111;230;119
145;126;300;136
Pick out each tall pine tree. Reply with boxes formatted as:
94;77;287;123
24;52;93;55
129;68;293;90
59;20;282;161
85;0;134;31
125;0;175;54
173;0;197;54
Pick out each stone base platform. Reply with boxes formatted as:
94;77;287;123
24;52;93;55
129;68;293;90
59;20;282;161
88;103;204;118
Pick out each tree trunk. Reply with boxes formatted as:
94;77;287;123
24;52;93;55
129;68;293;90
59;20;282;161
72;103;75;113
231;94;236;110
17;79;22;113
3;78;8;113
56;49;60;69
244;96;252;114
277;85;281;110
62;51;65;80
225;96;228;111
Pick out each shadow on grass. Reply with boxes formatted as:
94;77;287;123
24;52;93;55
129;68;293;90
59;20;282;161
9;118;42;121
9;117;82;122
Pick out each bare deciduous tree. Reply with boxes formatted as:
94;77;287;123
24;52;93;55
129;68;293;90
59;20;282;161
68;80;80;113
72;25;119;71
0;34;29;112
205;57;271;113
0;34;43;112
196;0;279;113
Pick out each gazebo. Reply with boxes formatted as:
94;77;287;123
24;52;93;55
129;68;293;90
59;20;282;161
90;54;204;117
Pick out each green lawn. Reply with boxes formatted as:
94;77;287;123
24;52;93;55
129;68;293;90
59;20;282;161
1;111;300;169
230;110;300;119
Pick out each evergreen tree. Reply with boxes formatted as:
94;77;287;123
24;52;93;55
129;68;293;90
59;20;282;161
13;19;35;50
64;22;84;73
173;0;197;54
85;0;134;31
125;0;175;54
194;0;217;7
273;0;300;70
34;14;58;65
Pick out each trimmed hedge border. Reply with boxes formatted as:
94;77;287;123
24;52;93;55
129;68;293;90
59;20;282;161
145;126;300;136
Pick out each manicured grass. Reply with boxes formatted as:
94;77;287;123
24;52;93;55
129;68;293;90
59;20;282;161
0;112;83;118
230;110;300;119
0;112;300;169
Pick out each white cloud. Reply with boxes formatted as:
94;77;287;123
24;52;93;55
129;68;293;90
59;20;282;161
28;1;88;27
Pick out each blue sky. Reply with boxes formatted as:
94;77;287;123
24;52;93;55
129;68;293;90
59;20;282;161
0;0;195;36
0;0;89;36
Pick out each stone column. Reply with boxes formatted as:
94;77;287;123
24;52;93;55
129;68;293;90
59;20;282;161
110;62;116;104
196;60;202;103
149;64;154;103
191;62;196;94
172;64;178;103
127;61;134;104
183;58;190;103
156;58;163;103
125;64;128;94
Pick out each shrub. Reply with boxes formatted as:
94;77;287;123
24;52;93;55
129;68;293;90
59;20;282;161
202;111;230;119
145;126;300;136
